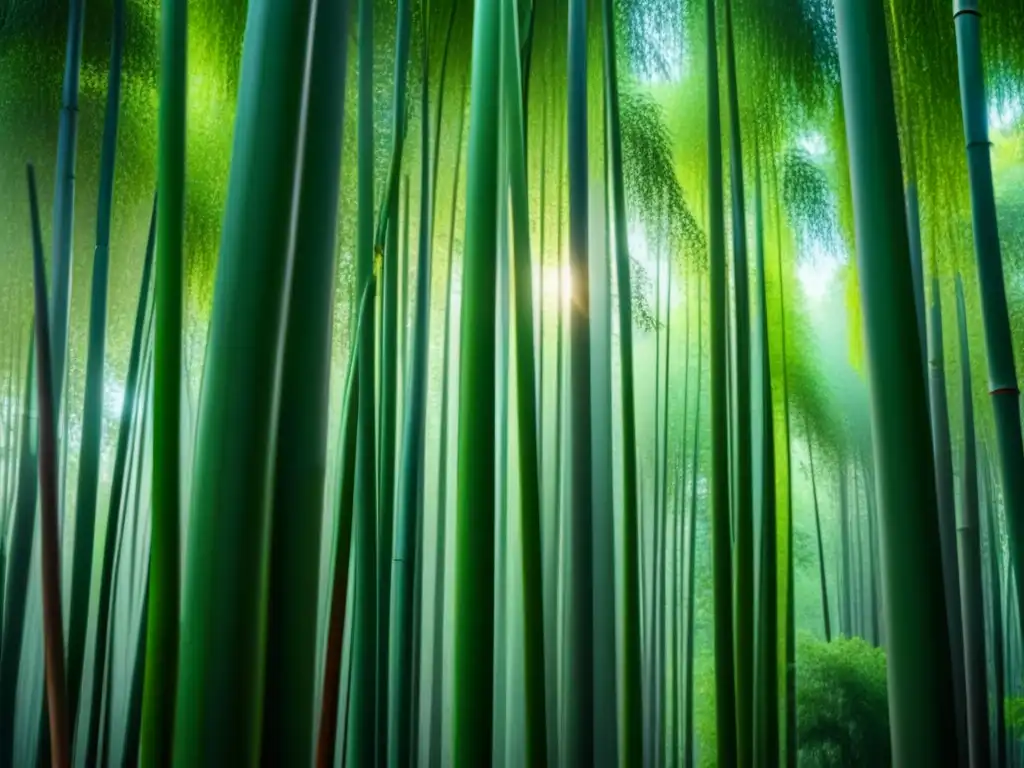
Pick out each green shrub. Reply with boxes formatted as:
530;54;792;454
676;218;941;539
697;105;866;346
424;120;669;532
797;633;890;766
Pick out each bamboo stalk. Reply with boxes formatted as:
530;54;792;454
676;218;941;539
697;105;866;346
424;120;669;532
171;0;318;758
600;0;643;759
705;0;738;761
429;71;466;768
142;0;186;758
48;0;86;420
349;0;380;759
952;1;1024;642
683;275;703;768
388;0;434;759
955;273;991;768
67;0;125;734
317;282;374;768
567;0;595;758
84;193;156;768
453;0;501;760
833;0;957;759
28;163;70;768
928;274;970;761
501;0;548;761
264;0;351;761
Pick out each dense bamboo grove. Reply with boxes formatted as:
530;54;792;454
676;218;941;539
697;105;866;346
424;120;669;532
2;0;1024;765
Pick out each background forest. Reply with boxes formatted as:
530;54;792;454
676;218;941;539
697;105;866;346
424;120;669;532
0;0;1023;766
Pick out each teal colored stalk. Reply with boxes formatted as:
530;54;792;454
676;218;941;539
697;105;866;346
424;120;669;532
752;161;778;767
775;184;796;768
48;0;86;419
981;449;1007;767
317;282;373;768
656;255;674;767
834;0;957;760
67;0;125;735
102;333;154;767
807;426;830;641
600;0;642;758
429;71;466;768
705;0;738;761
376;4;412;755
170;0;317;759
122;562;150;768
722;1;753;758
683;276;703;768
453;0;501;762
567;0;594;760
0;330;38;768
29;164;71;768
673;267;692;766
501;0;548;763
400;179;410;376
591;92;618;768
83;193;156;768
928;274;969;762
388;0;432;761
838;465;851;635
952;0;1024;643
263;0;350;762
349;0;380;760
955;274;990;768
142;0;186;759
906;184;928;388
551;116;566;762
649;252;663;765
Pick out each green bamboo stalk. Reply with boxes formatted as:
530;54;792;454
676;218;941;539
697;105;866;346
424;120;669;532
454;0;501;761
980;448;1007;766
263;0;350;762
600;0;642;758
0;332;37;768
48;0;86;420
142;0;186;757
864;461;881;645
567;0;594;758
649;250;663;764
657;253;674;767
66;0;126;734
752;159;779;767
171;0;317;759
705;0;738;762
377;5;413;753
29;164;70;768
388;0;433;760
838;465;851;636
928;273;970;761
83;193;156;768
501;0;548;762
683;275;703;768
955;274;990;768
551;104;566;764
348;0;380;759
102;331;154;768
429;70;466;768
317;282;373;768
952;1;1024;640
773;169;797;768
807;425;830;641
834;0;957;759
722;2;753;758
673;266;692;767
122;561;150;768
